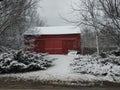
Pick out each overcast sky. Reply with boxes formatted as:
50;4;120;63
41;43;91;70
38;0;79;26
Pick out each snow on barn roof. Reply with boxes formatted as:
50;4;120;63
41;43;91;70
24;26;81;35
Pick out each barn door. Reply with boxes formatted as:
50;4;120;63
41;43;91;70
62;39;77;54
45;39;62;54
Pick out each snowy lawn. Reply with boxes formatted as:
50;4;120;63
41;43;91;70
0;55;78;81
70;55;120;82
0;54;120;86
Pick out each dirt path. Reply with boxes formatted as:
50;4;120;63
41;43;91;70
0;76;120;89
0;88;120;90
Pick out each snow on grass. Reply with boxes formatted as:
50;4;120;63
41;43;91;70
0;54;120;85
0;55;94;81
70;55;120;82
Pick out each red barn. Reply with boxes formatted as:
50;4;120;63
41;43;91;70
24;26;81;54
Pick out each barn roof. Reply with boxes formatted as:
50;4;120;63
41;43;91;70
24;26;81;35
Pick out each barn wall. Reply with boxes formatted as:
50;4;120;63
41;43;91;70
24;34;81;54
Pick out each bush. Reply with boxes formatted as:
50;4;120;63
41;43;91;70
100;52;107;58
0;50;52;74
111;49;120;56
70;54;120;77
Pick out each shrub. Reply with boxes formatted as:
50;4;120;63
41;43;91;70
0;50;52;74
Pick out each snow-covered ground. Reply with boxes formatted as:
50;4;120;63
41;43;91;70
70;55;120;82
0;55;79;81
0;55;120;86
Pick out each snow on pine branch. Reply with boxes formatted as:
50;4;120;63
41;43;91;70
0;50;53;74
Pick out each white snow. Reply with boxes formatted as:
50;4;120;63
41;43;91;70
24;26;81;35
0;55;120;85
70;55;120;82
68;50;78;55
0;55;94;81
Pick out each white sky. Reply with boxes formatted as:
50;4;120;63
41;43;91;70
37;0;79;26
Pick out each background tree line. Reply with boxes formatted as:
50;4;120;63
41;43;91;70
69;0;120;54
0;0;46;49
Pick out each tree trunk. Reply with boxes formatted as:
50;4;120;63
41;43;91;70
96;34;99;55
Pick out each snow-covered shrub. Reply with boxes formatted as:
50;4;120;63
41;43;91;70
0;50;52;74
100;52;107;58
70;55;120;77
110;49;120;56
92;49;120;58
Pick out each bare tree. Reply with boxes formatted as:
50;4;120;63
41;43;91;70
98;0;120;48
68;0;101;54
0;0;46;49
0;0;37;35
66;0;120;54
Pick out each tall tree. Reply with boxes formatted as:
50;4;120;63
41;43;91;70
68;0;120;53
0;0;45;49
69;0;101;54
98;0;120;48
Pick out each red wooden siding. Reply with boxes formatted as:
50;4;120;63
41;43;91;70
44;39;62;54
24;34;81;54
